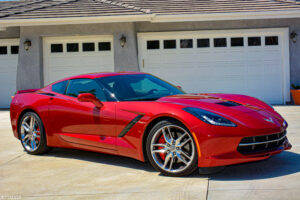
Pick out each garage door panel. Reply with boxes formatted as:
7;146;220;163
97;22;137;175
44;36;114;85
139;29;288;104
0;39;19;108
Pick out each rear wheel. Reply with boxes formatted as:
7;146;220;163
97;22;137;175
146;120;198;176
19;112;51;155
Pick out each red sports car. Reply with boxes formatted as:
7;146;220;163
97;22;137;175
10;72;291;176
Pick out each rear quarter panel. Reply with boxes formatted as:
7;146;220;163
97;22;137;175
10;92;51;140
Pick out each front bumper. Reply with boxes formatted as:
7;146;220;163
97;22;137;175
194;128;292;167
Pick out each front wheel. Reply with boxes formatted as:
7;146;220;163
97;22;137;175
146;120;198;177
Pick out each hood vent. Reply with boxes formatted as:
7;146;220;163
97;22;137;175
216;101;241;107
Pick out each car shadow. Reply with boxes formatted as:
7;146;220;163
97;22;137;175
197;151;300;181
44;148;156;173
42;148;300;180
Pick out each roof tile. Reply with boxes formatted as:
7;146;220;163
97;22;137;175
0;0;299;20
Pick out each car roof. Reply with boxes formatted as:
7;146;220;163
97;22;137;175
51;71;147;85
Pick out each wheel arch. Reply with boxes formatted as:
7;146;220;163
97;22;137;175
141;115;199;162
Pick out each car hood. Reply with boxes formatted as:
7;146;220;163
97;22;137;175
157;93;284;129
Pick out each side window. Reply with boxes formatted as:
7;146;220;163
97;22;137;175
52;80;68;94
66;79;107;101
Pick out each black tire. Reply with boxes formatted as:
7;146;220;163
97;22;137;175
146;119;198;177
18;112;51;155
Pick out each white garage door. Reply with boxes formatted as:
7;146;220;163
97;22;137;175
43;35;114;85
138;29;290;104
0;39;19;108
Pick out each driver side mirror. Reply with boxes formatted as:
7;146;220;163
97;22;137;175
177;85;182;89
77;93;103;108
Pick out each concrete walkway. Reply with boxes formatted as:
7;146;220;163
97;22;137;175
0;106;299;199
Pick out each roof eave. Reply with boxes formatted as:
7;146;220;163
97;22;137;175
0;10;300;28
0;14;155;27
152;10;300;23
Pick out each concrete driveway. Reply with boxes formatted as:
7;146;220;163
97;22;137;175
0;106;299;200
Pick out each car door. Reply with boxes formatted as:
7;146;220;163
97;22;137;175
48;78;117;151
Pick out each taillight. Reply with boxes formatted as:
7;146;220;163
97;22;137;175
11;96;14;99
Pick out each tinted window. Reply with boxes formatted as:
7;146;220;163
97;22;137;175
66;79;106;101
82;43;95;52
98;42;111;51
52;80;68;94
51;44;63;53
248;37;261;46
180;39;193;48
67;43;79;52
11;46;19;54
231;37;244;47
163;40;176;49
147;40;159;49
197;39;210;48
214;38;227;47
265;36;278;46
0;46;7;55
97;74;184;101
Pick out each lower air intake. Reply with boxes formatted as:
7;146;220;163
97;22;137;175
237;131;286;155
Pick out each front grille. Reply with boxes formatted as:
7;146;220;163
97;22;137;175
237;131;286;155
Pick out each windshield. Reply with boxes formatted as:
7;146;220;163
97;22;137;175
96;74;185;101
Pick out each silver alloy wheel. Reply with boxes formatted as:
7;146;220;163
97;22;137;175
150;125;195;173
20;115;41;152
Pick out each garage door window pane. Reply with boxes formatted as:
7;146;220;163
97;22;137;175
265;36;278;46
248;37;261;46
67;43;79;52
99;42;111;51
11;46;19;54
147;40;159;50
52;80;68;94
231;37;244;47
214;38;227;47
51;44;63;53
197;39;210;48
180;39;193;48
0;46;7;55
164;40;176;49
82;43;95;51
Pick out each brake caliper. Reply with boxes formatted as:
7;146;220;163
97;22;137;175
158;135;166;160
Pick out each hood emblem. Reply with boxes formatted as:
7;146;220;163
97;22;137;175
264;117;274;124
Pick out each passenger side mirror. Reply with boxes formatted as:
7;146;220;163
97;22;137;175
77;93;103;108
177;85;182;89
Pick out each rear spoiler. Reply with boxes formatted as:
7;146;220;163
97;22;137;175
16;89;39;94
11;89;40;99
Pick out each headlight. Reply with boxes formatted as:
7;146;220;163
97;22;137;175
183;107;236;127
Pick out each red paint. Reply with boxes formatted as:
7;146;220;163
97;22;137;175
10;72;291;168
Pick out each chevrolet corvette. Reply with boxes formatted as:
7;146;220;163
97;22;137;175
10;72;292;176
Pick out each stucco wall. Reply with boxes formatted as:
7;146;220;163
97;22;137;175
15;18;300;92
0;27;19;39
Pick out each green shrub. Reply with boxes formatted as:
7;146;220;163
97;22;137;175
291;84;300;90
